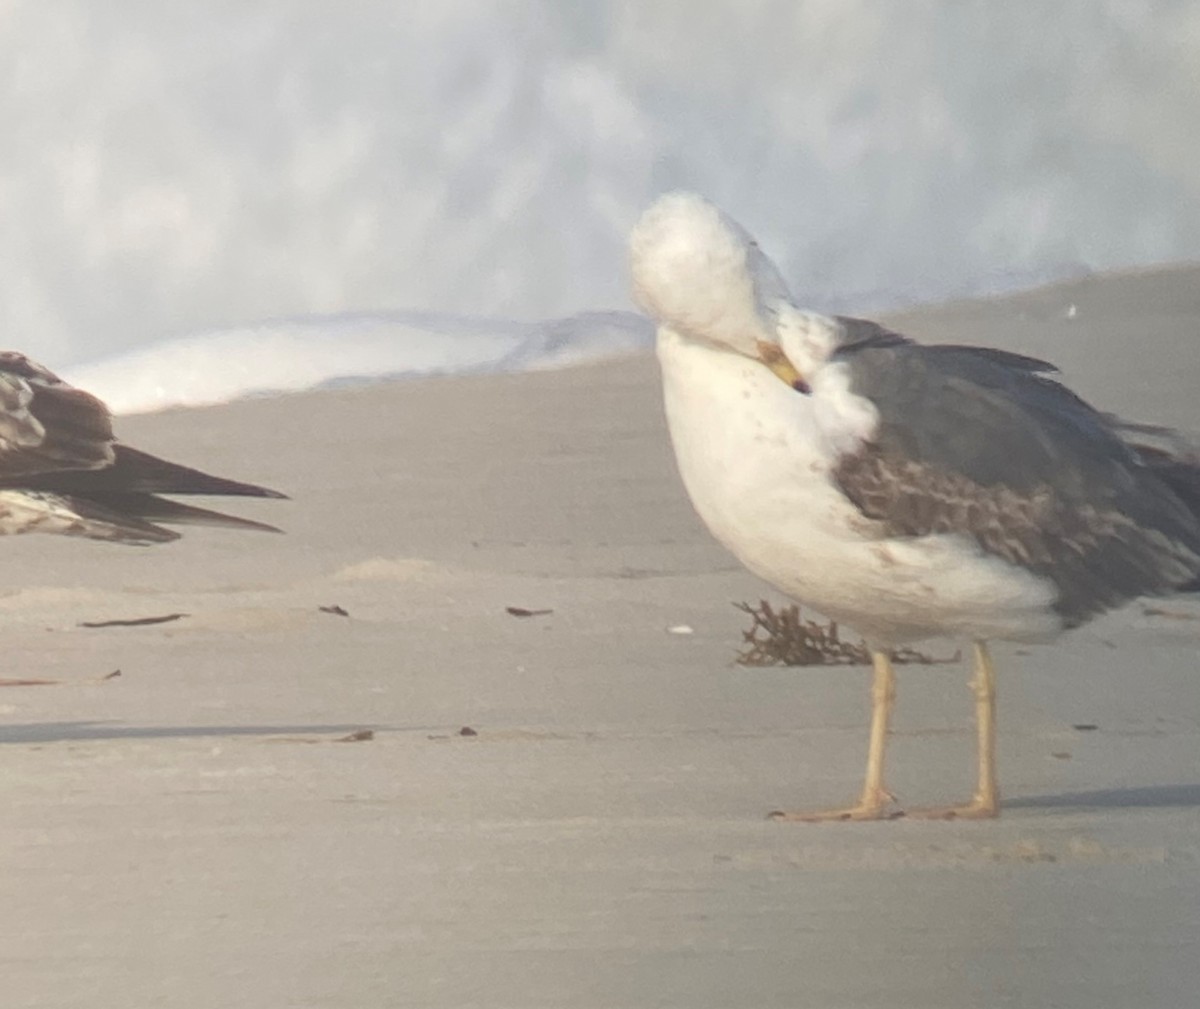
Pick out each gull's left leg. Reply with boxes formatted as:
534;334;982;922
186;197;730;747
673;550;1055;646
770;650;900;821
906;640;1000;819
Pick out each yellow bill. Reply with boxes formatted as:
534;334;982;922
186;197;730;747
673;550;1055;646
755;340;807;391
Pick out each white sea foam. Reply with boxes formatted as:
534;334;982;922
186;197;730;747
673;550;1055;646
4;4;1198;394
63;311;652;415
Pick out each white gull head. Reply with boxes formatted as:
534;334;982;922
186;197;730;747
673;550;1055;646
629;191;844;378
629;192;792;359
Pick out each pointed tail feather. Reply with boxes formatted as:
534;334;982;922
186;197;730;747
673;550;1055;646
83;492;284;534
3;445;288;499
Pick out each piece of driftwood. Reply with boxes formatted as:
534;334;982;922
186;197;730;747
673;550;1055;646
78;613;188;628
505;606;553;618
0;669;121;687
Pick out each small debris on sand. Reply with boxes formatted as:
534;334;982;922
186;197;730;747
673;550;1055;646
505;606;553;618
78;613;189;628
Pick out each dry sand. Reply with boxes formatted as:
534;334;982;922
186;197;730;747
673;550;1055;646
3;267;1199;1008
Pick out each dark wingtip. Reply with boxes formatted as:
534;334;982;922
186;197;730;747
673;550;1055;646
221;481;290;501
10;445;292;501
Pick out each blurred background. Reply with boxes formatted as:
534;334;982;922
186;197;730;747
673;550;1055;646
3;1;1198;374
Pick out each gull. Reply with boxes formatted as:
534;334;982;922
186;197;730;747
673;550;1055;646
0;352;284;544
630;192;1200;820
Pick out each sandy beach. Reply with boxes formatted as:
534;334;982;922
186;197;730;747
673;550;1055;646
3;267;1199;1008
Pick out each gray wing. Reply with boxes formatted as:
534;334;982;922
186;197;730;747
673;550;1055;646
0;352;285;544
831;339;1200;625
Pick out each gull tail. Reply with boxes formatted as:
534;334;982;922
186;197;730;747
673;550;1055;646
1116;420;1200;591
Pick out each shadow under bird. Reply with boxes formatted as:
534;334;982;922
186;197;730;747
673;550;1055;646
0;351;285;544
630;191;1200;821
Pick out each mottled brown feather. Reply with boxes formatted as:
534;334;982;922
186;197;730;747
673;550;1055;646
0;352;284;543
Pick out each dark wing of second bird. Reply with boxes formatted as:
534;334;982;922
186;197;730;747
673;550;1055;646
0;352;285;545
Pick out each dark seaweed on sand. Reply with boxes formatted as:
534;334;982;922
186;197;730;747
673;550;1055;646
735;600;958;667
